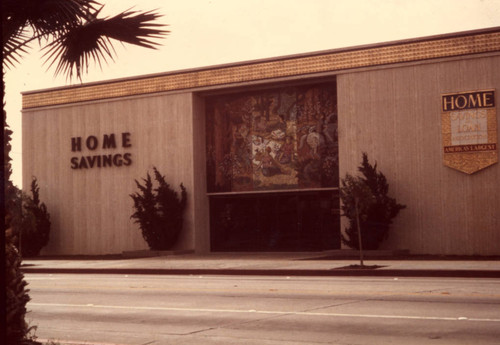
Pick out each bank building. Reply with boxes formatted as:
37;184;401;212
22;27;500;256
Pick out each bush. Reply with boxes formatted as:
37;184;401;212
10;178;51;257
340;153;406;250
5;229;39;344
130;167;187;250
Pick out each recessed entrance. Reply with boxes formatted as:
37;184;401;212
205;81;339;252
209;190;340;252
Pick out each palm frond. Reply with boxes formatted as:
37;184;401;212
3;0;98;38
2;0;98;68
88;9;168;49
43;9;169;79
2;27;32;69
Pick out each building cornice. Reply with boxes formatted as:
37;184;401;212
22;27;500;109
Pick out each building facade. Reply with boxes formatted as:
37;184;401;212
23;27;500;255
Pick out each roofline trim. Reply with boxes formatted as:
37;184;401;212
23;26;500;109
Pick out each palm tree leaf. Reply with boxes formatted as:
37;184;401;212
3;1;167;79
88;9;168;49
2;27;32;69
2;0;98;69
43;9;168;79
3;0;98;39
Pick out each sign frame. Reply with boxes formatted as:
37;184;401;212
441;89;498;174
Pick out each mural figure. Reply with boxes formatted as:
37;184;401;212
254;116;268;132
233;124;252;173
322;111;337;144
298;125;324;159
277;136;294;164
257;146;283;177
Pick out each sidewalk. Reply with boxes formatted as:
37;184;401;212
21;252;500;278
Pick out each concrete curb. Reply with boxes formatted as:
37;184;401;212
20;267;500;278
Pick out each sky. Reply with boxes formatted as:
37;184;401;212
4;0;500;187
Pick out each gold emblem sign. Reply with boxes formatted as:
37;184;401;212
441;89;498;174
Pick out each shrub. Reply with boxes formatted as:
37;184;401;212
130;167;187;250
10;178;51;257
340;153;406;250
5;229;38;344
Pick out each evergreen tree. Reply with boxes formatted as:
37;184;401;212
340;153;406;250
131;167;187;250
10;178;51;257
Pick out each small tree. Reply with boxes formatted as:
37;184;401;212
10;178;51;257
130;167;187;250
25;178;51;257
340;153;406;250
339;174;374;265
12;178;51;257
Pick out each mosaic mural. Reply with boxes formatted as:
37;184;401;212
206;83;338;193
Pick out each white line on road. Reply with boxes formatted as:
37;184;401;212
30;302;500;323
36;339;128;345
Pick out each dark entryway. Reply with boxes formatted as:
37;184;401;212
209;190;340;252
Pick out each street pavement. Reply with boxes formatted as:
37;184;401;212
22;252;500;345
21;251;500;278
26;273;500;345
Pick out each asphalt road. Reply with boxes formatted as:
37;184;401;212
25;273;500;345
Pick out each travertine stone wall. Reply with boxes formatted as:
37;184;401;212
22;92;205;255
337;55;500;255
